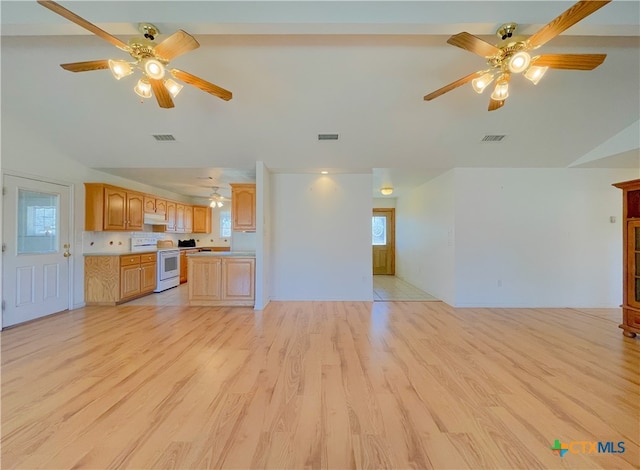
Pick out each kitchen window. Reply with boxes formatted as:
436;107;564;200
220;211;231;238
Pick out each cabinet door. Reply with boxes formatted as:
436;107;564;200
231;184;256;232
189;257;222;300
121;264;141;299
192;206;210;233
222;258;255;300
628;220;640;309
140;262;157;293
144;196;156;213
155;199;167;216
176;204;185;233
184;206;193;233
104;187;127;230
127;192;144;231
180;252;188;283
166;201;177;232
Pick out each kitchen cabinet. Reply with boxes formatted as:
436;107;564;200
188;255;255;306
192;205;211;233
166;201;177;232
184;205;193;233
144;195;167;216
613;178;640;339
176;204;186;233
180;249;200;283
230;183;256;232
84;253;156;305
85;183;144;231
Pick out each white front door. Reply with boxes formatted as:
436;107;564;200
2;174;72;327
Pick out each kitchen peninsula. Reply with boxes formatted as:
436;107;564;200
187;251;255;306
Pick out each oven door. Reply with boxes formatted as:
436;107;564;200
158;250;179;281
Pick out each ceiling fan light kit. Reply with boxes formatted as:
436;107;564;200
423;0;611;111
37;0;233;108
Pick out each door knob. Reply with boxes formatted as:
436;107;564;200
63;251;71;258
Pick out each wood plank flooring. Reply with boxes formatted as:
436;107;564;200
1;301;639;469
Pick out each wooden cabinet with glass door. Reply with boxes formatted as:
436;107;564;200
613;178;640;338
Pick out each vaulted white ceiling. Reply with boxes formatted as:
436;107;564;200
2;1;639;198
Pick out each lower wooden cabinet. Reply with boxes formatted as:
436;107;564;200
180;249;199;284
84;253;156;305
188;256;255;306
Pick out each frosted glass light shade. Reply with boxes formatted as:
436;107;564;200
143;58;165;79
380;187;394;196
490;79;509;101
524;65;549;85
134;78;152;98
471;72;494;94
108;60;133;80
508;51;531;74
164;78;183;98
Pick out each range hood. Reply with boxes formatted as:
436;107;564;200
143;213;168;225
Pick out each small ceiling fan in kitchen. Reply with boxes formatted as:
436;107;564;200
423;0;610;111
208;187;230;208
37;0;232;108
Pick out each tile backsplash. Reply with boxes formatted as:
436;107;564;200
82;231;231;253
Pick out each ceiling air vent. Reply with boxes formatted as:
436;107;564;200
481;134;506;142
152;134;176;142
318;133;339;141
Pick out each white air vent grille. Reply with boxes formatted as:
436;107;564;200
152;134;176;142
481;134;506;142
318;134;339;141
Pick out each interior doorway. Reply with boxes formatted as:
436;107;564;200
372;208;395;275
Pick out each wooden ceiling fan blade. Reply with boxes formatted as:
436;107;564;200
447;32;501;58
424;70;484;101
153;30;200;62
37;1;131;52
488;98;505;112
170;69;233;101
527;1;611;49
149;78;175;109
60;59;109;72
532;53;606;70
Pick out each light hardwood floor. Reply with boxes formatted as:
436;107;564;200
1;302;639;469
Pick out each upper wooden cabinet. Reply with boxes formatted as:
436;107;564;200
86;183;212;234
192;206;211;233
231;183;256;232
85;183;144;231
144;195;167;216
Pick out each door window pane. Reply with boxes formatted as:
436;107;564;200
18;189;59;254
372;216;387;245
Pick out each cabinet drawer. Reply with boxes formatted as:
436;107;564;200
140;253;156;264
120;255;141;267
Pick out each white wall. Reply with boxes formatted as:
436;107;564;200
255;161;271;310
270;172;373;301
396;170;456;305
373;197;396;208
454;168;638;307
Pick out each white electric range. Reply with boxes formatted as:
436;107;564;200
130;237;180;292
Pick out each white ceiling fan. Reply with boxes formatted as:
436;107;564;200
208;187;230;208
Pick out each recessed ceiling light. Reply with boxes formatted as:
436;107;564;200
321;171;328;174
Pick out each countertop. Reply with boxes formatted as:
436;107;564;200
83;251;157;257
187;251;255;257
